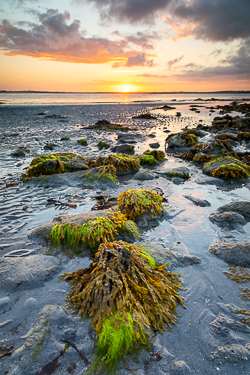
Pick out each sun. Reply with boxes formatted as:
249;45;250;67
123;85;130;92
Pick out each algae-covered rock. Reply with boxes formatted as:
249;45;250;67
49;210;140;254
0;255;60;291
26;153;88;178
203;156;250;179
78;138;87;146
156;167;190;179
97;141;110;149
117;189;164;225
60;240;184;374
95;153;140;176
208;242;250;266
143;149;166;161
83;165;117;186
166;131;198;147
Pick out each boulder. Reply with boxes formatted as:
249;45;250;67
110;144;134;154
216;201;250;218
208;211;246;226
203;157;250;178
184;195;211;207
133;169;156;181
208;242;250;266
149;142;160;149
11;147;29;157
211;343;250;363
0;255;61;290
117;133;145;144
66;156;89;171
156;167;190;179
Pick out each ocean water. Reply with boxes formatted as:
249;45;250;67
1;91;250;105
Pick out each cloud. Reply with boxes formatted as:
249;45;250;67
0;9;142;63
82;0;171;23
82;0;250;42
112;53;155;68
167;55;184;68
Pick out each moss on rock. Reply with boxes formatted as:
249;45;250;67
97;141;110;149
117;189;164;221
78;138;88;146
95;154;140;174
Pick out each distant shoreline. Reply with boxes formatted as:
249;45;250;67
1;90;250;94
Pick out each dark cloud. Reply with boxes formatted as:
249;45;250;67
82;0;250;42
112;53;155;68
0;9;141;63
83;0;171;23
167;55;184;68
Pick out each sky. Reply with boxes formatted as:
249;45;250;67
0;0;250;92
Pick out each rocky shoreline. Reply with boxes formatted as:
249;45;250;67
0;101;250;375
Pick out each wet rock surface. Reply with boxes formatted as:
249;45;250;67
156;166;190;179
0;255;61;290
208;242;250;265
208;211;247;226
183;195;211;207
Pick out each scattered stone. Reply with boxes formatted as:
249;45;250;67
149;142;160;149
110;144;134;154
169;241;189;255
211;343;250;363
210;314;250;336
11;147;29;157
0;255;61;290
44;143;57;150
208;211;246;226
169;360;191;374
118;133;145;144
184;195;211;207
132;113;157;120
208;242;250;266
133;169;156;181
156;167;190;179
216;201;250;218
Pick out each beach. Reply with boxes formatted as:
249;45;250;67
0;93;250;375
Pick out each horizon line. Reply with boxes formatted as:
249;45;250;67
1;90;250;94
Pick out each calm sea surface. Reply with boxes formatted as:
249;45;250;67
1;92;250;105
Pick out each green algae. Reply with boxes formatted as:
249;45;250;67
60;137;70;141
78;138;88;146
117;189;163;221
95;154;140;173
83;165;117;185
97;141;110;149
139;154;158;165
212;163;250;179
143;149;166;162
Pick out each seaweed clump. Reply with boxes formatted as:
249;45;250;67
84;165;117;185
26;153;87;177
95;154;140;173
60;241;184;374
143;149;166;162
97;141;110;149
223;266;250;283
78;138;88;146
139;154;157;165
117;189;163;221
50;210;128;253
212;163;249;179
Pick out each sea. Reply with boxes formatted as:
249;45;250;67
1;91;250;106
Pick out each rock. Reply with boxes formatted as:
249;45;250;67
28;209;112;244
133;169;156;181
149;142;160;149
210;314;250;336
137;241;201;270
203;157;250;178
11;147;29;157
169;241;189;255
44;143;56;150
11;305;88;375
169;360;191;374
156;167;190;179
24;298;38;309
208;242;250;266
118;133;145;144
26;168;117;188
216;201;250;218
63;328;77;340
110;144;134;154
0;297;10;310
208;211;246;226
0;255;61;290
66;156;89;171
211;343;250;363
183;195;211;207
118;220;140;242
